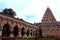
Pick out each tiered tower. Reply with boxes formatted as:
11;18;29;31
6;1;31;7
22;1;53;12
41;7;56;23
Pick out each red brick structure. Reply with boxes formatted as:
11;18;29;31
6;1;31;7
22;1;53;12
35;7;60;39
0;7;60;40
41;7;56;22
0;12;39;40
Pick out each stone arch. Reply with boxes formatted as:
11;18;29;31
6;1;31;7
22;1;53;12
12;22;16;28
2;23;11;37
26;29;29;36
13;25;19;37
1;19;11;27
21;27;25;36
7;20;12;27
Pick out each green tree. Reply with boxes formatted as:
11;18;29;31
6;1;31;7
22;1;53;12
2;8;16;17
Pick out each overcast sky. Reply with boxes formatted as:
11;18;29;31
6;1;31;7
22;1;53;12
0;0;60;23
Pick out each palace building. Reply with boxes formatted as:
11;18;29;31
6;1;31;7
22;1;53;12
0;7;60;40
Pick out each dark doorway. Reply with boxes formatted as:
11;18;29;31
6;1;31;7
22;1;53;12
21;27;25;36
39;28;42;37
13;25;18;37
2;23;11;37
30;30;32;36
26;29;29;36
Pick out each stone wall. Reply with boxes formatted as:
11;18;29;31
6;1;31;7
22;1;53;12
0;13;39;38
41;26;60;38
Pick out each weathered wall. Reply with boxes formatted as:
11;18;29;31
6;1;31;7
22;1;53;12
0;13;39;38
41;26;60;38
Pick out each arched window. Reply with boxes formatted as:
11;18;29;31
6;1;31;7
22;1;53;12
21;27;25;36
26;29;29;36
2;23;11;37
13;25;18;37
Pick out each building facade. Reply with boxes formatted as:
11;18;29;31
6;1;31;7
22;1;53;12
0;7;60;40
35;7;60;39
0;12;40;39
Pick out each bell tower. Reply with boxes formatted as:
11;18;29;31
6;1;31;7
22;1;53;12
41;7;56;23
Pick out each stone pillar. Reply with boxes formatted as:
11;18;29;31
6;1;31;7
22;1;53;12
32;30;34;37
10;27;14;37
0;26;3;36
0;26;3;40
31;30;33;37
29;29;31;37
24;28;27;38
18;29;21;37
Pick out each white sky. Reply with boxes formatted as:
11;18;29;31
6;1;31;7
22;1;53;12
0;0;60;23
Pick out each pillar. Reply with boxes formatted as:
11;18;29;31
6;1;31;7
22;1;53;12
23;28;27;38
0;26;3;40
18;29;21;37
0;26;3;36
10;27;14;37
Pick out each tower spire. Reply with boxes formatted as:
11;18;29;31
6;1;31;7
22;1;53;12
41;7;56;23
